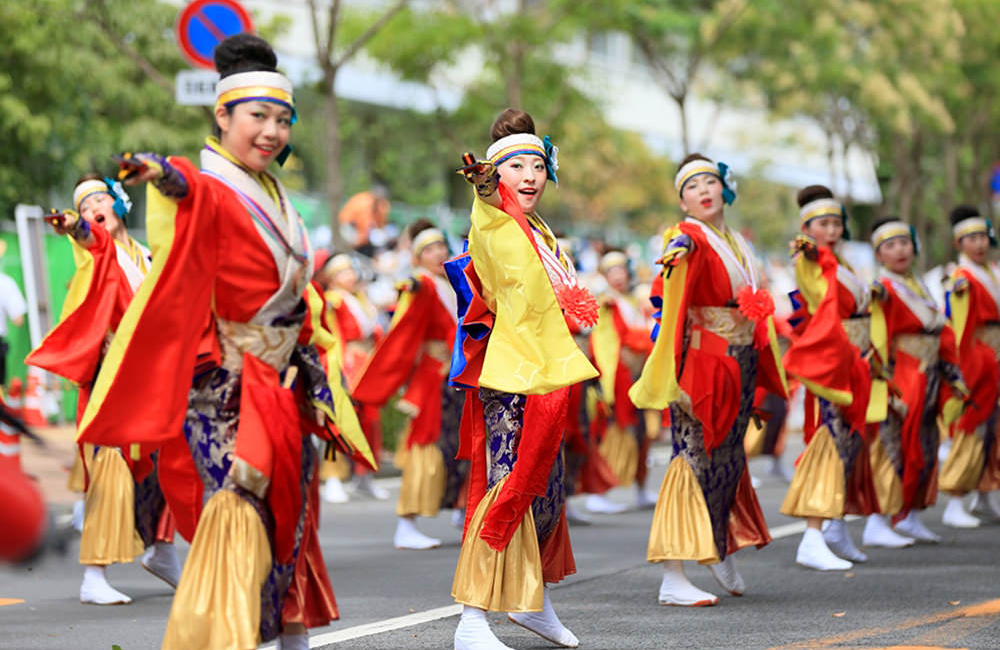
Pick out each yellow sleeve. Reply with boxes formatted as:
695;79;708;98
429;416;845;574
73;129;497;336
793;254;827;314
468;197;597;394
629;227;687;409
591;304;621;403
948;274;971;349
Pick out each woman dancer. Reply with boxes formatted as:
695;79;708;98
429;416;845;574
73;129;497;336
449;108;599;649
353;219;469;549
781;185;879;570
864;218;967;547
940;205;1000;526
75;35;373;649
630;154;781;606
28;175;179;604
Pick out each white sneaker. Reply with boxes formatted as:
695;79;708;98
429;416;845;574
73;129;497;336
71;499;85;533
353;474;390;500
822;519;868;562
141;541;181;588
894;511;941;543
708;555;745;595
277;632;309;650
636;487;658;510
455;606;514;650
508;587;579;648
393;517;441;550
862;514;914;548
451;508;466;529
80;566;132;605
658;560;718;607
585;493;628;514
796;528;852;571
322;477;350;504
942;496;980;529
565;502;592;525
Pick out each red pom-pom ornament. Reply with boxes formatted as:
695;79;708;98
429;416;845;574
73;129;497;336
557;284;600;328
737;286;775;323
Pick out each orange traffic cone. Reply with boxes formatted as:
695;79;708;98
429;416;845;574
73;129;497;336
6;377;23;417
0;395;20;473
21;371;47;427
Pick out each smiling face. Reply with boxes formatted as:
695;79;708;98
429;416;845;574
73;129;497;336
803;215;844;248
875;236;915;274
78;191;124;239
957;232;990;266
216;101;292;172
496;154;548;214
678;173;724;223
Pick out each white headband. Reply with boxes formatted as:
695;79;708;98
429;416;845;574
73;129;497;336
412;228;446;256
799;198;843;225
73;179;110;212
486;133;546;163
871;222;912;250
674;159;720;193
952;217;989;241
215;71;294;111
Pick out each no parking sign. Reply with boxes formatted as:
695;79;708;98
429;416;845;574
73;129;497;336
175;0;255;69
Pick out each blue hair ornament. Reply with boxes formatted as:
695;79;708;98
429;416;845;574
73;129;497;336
543;135;559;184
103;177;132;219
717;162;737;205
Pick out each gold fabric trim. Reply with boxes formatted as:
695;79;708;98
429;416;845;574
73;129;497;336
319;455;351;482
230;456;270;500
687;306;753;346
869;436;903;515
79;447;144;565
66;443;94;493
893;333;939;370
396;443;447;517
452;477;544;612
779;426;846;519
216;317;298;373
939;430;987;494
162;490;271;650
647;456;719;564
842;316;871;351
598;423;639;485
744;416;766;458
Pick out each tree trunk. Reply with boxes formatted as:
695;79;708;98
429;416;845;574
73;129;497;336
325;69;344;251
675;93;690;155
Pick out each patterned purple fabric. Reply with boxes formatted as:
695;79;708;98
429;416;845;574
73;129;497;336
479;387;565;543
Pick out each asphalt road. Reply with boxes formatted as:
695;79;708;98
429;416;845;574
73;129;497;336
2;445;999;650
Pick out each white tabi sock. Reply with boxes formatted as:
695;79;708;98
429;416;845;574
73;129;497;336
796;527;852;571
80;565;132;605
393;517;441;550
822;518;868;562
942;495;980;529
658;560;718;607
454;606;514;650
894;510;941;543
508;586;579;648
708;555;746;594
142;541;181;588
862;514;915;548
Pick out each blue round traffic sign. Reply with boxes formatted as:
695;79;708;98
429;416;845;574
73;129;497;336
176;0;255;69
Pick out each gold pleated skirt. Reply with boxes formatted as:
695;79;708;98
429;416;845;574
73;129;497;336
396;442;446;517
66;443;93;493
319;454;351;482
647;456;719;564
939;431;986;494
451;477;544;612
78;447;144;565
599;423;639;486
869;436;904;516
780;426;846;519
162;489;271;650
744;417;766;458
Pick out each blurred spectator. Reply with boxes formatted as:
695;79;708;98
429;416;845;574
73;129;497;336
0;241;27;385
338;186;390;252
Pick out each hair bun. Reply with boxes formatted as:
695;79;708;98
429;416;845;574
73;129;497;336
490;108;536;142
949;204;981;226
796;184;834;208
214;33;277;78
